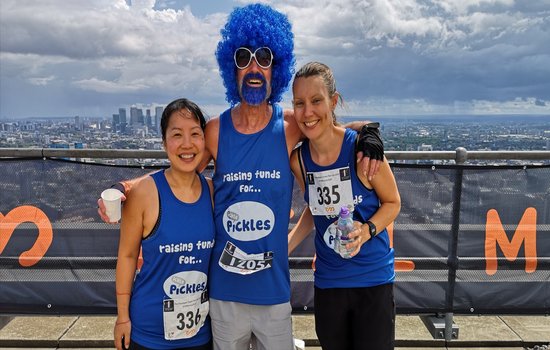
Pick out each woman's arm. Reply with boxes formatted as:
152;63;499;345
113;180;150;350
346;157;401;257
288;207;314;255
287;149;314;254
361;157;401;234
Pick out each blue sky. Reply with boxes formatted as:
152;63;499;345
1;0;550;119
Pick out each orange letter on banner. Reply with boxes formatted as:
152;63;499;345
0;206;53;267
485;207;537;275
388;222;415;272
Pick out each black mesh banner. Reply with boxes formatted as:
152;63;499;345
1;159;549;315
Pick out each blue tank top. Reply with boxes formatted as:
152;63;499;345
209;104;293;304
130;170;214;349
301;128;395;289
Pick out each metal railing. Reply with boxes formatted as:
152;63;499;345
1;147;550;164
1;147;549;342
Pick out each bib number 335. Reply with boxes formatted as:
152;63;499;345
307;166;353;216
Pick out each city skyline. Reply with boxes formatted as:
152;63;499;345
1;0;550;119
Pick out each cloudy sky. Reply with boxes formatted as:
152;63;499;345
1;0;550;119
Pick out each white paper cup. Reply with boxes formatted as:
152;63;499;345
101;188;124;222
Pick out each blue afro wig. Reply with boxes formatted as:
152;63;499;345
216;3;295;106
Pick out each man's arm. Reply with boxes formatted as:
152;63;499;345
97;172;156;223
283;109;303;155
98;117;221;224
342;120;384;181
198;117;220;170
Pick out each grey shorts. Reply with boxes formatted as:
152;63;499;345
209;298;294;350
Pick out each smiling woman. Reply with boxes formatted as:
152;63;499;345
114;98;215;350
288;62;401;350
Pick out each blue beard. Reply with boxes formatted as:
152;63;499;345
240;73;269;105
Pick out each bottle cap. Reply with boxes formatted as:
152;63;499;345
339;206;350;218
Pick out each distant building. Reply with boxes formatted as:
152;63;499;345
112;114;120;132
155;106;163;135
119;108;127;133
50;141;69;149
418;144;433;151
130;107;139;126
138;108;144;125
75;116;82;131
118;108;127;124
146;109;152;127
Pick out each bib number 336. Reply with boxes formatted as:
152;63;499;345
163;293;209;340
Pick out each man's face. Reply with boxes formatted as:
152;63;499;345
235;47;273;105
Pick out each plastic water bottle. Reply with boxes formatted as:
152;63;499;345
336;206;355;259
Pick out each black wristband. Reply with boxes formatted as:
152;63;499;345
363;122;380;131
366;220;377;239
110;183;126;195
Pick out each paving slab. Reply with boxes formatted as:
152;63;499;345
0;316;77;348
499;315;550;344
59;316;116;348
396;315;444;347
395;348;445;350
0;348;58;350
449;316;522;347
447;348;524;350
0;314;548;348
292;314;318;346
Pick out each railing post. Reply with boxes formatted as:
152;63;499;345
455;147;467;165
444;147;466;342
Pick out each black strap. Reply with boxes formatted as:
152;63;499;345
297;145;307;187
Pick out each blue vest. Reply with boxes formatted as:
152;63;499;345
301;128;395;289
130;170;214;349
209;104;293;304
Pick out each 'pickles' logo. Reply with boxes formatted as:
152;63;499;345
163;271;207;296
323;222;338;249
223;201;274;241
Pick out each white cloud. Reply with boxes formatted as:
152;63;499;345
437;0;515;15
1;0;549;118
0;0;225;99
73;77;148;93
28;76;55;86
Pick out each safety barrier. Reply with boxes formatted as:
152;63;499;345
1;148;549;341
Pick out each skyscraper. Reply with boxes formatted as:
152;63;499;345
118;108;127;124
155;106;163;135
112;114;120;132
130;107;139;125
118;108;127;133
146;109;152;127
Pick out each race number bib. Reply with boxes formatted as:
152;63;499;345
219;241;273;275
163;292;209;340
307;166;354;216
